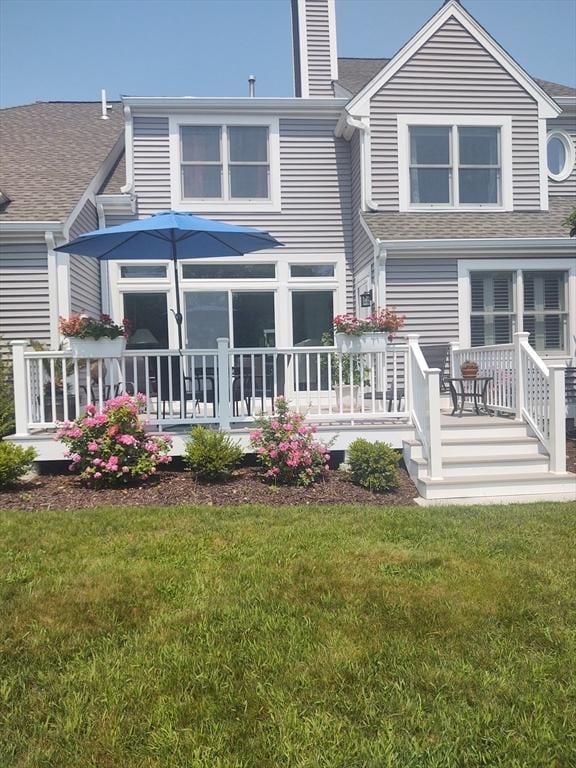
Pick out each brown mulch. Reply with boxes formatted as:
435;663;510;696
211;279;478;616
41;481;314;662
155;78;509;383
2;440;574;513
0;464;419;511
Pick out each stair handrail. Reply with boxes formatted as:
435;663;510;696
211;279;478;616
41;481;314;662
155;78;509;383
515;332;566;473
406;334;443;479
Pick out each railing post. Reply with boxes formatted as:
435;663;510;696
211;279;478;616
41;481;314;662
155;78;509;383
449;340;459;377
10;340;29;436
514;332;530;421
548;365;567;474
426;368;443;480
404;333;419;416
216;337;231;430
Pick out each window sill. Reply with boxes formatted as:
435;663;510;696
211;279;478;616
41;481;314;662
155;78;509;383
171;200;281;214
402;205;511;213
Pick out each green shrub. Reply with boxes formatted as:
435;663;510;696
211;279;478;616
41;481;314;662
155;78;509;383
0;346;15;438
184;426;243;481
0;441;37;489
347;438;400;493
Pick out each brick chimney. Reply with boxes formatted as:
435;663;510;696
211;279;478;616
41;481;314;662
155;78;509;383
291;0;338;97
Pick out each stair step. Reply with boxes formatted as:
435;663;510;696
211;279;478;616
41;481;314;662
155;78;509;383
405;435;543;460
440;422;530;439
410;453;549;478
417;472;576;500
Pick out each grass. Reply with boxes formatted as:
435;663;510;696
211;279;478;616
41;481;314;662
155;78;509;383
0;502;575;767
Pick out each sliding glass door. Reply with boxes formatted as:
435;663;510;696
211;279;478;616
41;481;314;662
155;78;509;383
185;291;275;348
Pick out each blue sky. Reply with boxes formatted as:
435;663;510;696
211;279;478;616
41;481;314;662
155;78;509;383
0;0;574;107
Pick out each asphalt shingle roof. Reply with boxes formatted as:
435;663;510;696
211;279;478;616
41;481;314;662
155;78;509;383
362;197;576;242
0;101;123;222
336;57;576;100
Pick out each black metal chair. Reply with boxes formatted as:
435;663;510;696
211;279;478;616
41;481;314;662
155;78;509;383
364;342;450;411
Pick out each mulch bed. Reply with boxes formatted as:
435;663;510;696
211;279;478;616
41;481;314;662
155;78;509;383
0;463;419;511
2;440;574;513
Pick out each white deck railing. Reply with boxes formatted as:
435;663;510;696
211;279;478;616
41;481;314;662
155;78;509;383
10;338;410;434
452;332;566;473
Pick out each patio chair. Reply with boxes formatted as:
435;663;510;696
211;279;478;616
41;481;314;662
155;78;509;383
364;342;450;411
232;355;285;416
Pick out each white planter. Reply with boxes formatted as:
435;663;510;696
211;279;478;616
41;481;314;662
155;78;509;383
333;384;360;411
335;332;390;354
67;337;126;358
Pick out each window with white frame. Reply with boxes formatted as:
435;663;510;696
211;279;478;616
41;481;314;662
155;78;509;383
469;268;569;354
180;124;270;201
546;130;575;182
470;272;515;346
398;116;512;211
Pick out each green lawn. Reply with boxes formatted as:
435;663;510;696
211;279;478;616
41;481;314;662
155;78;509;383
1;503;575;768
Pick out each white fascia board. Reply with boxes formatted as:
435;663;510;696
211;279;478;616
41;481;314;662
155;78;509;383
377;237;576;253
346;1;561;120
122;96;348;116
0;221;63;234
95;194;136;213
62;131;125;239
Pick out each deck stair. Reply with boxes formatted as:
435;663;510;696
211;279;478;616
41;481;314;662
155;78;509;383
403;414;576;502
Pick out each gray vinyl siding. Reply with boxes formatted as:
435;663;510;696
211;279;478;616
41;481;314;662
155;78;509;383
0;242;51;344
350;132;373;282
370;17;541;211
547;114;576;197
303;0;334;97
131;115;353;305
133;117;171;216
386;257;459;344
68;199;101;316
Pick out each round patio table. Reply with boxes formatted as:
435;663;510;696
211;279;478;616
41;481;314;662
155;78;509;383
446;376;494;417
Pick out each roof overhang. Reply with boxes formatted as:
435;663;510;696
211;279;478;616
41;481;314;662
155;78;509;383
122;96;348;117
345;0;562;120
0;221;63;234
373;237;576;254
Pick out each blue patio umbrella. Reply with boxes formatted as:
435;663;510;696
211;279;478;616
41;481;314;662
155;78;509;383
54;211;283;349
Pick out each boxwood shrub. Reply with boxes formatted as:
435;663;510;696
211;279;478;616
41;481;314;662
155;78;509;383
347;438;400;493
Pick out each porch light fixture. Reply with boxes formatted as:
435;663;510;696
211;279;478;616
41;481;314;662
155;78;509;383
360;290;373;308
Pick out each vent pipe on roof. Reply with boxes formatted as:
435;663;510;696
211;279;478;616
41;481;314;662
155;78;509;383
100;88;110;120
248;75;256;97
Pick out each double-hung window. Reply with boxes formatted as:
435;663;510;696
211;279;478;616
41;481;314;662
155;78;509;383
399;116;511;211
176;120;278;209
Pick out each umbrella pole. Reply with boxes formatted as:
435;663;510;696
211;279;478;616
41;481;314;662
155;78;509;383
172;241;184;351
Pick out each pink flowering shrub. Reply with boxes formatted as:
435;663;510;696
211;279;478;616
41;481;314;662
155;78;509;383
56;393;172;486
249;397;330;487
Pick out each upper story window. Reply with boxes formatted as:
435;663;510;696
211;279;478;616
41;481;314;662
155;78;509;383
398;115;512;212
546;130;575;182
170;117;280;212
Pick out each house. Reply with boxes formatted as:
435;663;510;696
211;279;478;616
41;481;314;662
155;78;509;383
1;0;575;501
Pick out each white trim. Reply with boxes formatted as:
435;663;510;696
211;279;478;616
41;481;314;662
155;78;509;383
120;105;133;194
123;96;348;114
457;257;576;359
375;237;576;252
397;114;513;212
538;118;549;210
346;0;560;120
0;221;62;234
327;0;338;83
168;115;281;213
297;0;310;98
45;231;60;348
546;129;575;182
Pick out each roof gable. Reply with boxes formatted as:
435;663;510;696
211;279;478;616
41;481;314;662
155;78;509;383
345;0;561;119
0;101;124;224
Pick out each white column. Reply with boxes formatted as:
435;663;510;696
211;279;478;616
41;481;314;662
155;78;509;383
548;365;567;474
216;337;231;430
10;340;29;436
404;333;420;416
514;332;530;421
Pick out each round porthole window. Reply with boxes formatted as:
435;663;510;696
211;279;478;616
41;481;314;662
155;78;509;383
546;131;574;182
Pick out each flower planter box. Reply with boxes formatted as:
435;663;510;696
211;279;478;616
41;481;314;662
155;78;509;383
66;337;126;359
335;332;390;354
